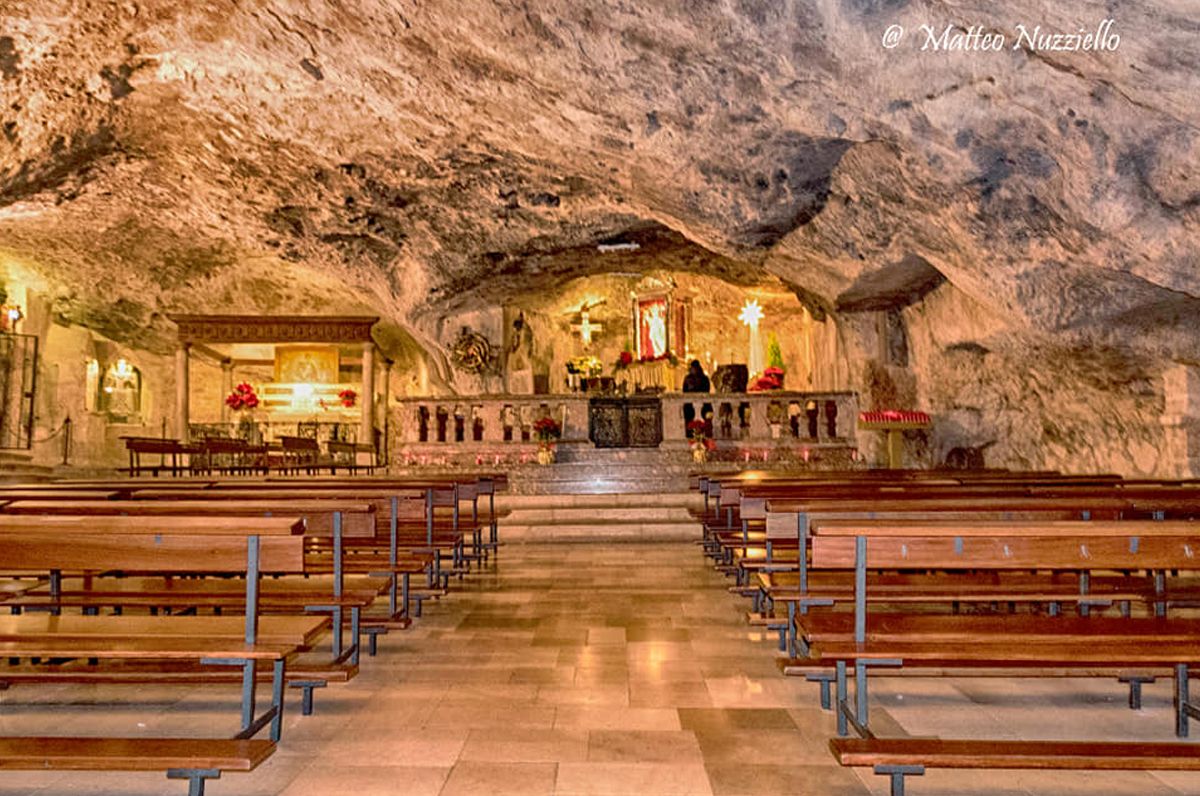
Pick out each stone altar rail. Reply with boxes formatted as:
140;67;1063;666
388;391;858;467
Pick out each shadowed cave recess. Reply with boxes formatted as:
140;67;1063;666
0;0;1198;474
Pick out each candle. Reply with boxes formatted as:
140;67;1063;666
802;448;810;462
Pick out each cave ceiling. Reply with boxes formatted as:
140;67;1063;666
0;0;1197;357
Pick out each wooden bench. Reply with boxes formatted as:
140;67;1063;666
0;514;308;793
118;436;198;477
0;736;275;796
796;517;1200;792
327;440;377;474
830;737;1200;796
1;499;386;666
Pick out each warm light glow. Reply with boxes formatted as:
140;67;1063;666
579;310;596;346
114;359;133;378
6;307;20;321
738;299;763;328
294;383;314;397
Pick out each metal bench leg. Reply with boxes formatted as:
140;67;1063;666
291;680;327;715
167;769;221;796
1178;663;1189;737
1119;675;1155;710
806;672;835;710
836;660;848;737
875;765;924;796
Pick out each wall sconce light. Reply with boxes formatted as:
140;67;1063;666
3;305;22;332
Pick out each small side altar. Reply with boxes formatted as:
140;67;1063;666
858;410;931;469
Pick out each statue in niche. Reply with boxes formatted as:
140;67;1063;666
505;311;535;394
102;361;141;423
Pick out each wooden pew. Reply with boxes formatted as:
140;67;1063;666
1;499;387;666
830;738;1200;796
797;518;1200;793
118;436;197;477
0;514;307;794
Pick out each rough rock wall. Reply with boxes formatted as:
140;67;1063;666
0;1;1197;472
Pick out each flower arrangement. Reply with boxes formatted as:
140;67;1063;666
566;355;603;376
612;349;634;373
749;366;786;392
533;416;561;446
686;419;717;451
225;382;260;411
338;388;357;408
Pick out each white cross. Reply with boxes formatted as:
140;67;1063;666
571;310;603;347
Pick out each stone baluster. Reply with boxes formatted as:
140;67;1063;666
747;396;770;440
661;396;687;442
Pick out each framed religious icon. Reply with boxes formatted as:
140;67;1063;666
635;294;671;361
275;345;340;383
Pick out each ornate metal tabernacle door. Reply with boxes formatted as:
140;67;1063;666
588;396;663;448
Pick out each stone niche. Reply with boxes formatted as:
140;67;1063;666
1161;364;1200;478
439;271;845;397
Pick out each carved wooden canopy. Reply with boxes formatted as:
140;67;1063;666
168;314;379;345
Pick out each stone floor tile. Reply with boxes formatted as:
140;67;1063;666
556;762;713;795
439;761;557;796
586;729;704;762
705;762;870;796
459;727;589;762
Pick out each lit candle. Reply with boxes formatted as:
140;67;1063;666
761;450;768;461
802;448;810;462
743;450;750;462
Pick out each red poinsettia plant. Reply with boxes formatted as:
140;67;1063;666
533;416;561;447
687;419;717;450
338;388;357;408
612;349;634;373
225;381;259;411
749;366;785;392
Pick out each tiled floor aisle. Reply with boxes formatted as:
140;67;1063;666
5;542;1200;795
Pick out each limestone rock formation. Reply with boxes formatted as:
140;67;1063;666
0;0;1197;472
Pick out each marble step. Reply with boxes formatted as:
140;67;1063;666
0;451;55;482
498;519;703;542
504;505;683;522
497;491;701;509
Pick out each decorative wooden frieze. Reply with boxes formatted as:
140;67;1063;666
168;314;379;344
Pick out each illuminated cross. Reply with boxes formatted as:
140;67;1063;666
571;309;604;347
739;299;765;376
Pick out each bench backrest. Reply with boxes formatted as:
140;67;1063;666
809;519;1200;571
0;515;305;573
1;500;376;538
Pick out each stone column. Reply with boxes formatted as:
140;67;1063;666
220;360;233;423
360;341;375;447
380;359;393;466
1161;365;1200;477
175;343;190;441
